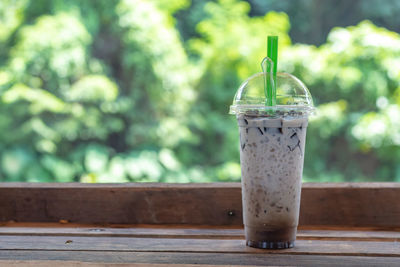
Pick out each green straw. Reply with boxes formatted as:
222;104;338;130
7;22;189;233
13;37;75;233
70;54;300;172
266;36;278;106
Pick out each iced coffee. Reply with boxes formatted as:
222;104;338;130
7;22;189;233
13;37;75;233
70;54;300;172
230;71;314;249
238;114;308;248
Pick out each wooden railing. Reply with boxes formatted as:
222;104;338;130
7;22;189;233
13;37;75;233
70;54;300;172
1;182;399;227
1;182;400;266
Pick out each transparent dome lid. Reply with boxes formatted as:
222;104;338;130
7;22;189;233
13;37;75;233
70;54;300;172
229;72;314;117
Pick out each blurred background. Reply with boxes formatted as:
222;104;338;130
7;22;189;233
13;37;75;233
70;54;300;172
1;0;400;183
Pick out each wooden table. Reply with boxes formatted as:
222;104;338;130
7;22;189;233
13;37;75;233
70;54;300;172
0;183;399;266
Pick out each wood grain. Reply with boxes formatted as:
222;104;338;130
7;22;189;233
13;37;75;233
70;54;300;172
0;225;243;239
0;183;399;227
299;183;400;227
1;252;400;267
0;183;242;225
0;261;262;267
0;235;400;257
0;224;399;242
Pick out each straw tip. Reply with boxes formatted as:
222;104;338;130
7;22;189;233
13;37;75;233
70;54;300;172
268;36;278;41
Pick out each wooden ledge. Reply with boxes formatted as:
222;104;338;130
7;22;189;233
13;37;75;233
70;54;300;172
0;183;399;227
0;224;399;266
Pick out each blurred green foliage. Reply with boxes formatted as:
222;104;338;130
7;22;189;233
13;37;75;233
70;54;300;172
0;0;399;182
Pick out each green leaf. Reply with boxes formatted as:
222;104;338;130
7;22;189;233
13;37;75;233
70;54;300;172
159;148;181;171
2;83;66;113
124;150;163;181
25;163;53;182
84;145;110;173
41;155;76;182
67;75;118;102
1;148;34;179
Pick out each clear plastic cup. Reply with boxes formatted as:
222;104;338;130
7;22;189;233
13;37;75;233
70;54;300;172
230;70;314;249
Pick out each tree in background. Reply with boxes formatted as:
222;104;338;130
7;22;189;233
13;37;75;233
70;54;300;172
0;0;399;182
283;21;400;181
0;0;197;182
248;0;400;45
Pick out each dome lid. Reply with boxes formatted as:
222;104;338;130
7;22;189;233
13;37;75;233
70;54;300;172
229;72;314;117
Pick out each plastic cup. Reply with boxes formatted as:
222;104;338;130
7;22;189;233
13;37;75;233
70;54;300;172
229;70;314;249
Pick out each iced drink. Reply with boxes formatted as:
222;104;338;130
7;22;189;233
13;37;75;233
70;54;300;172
238;114;308;248
230;70;314;249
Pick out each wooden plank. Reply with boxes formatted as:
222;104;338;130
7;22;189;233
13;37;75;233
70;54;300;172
0;261;272;267
1;251;400;267
0;183;242;225
0;262;241;267
0;225;243;239
297;229;400;242
0;224;400;242
0;235;400;256
0;183;400;227
299;183;400;227
0;263;251;267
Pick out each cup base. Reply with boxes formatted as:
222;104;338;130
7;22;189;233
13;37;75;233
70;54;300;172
246;240;294;249
245;226;297;249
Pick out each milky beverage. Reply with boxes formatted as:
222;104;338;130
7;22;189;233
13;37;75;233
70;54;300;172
229;68;313;248
238;113;308;249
